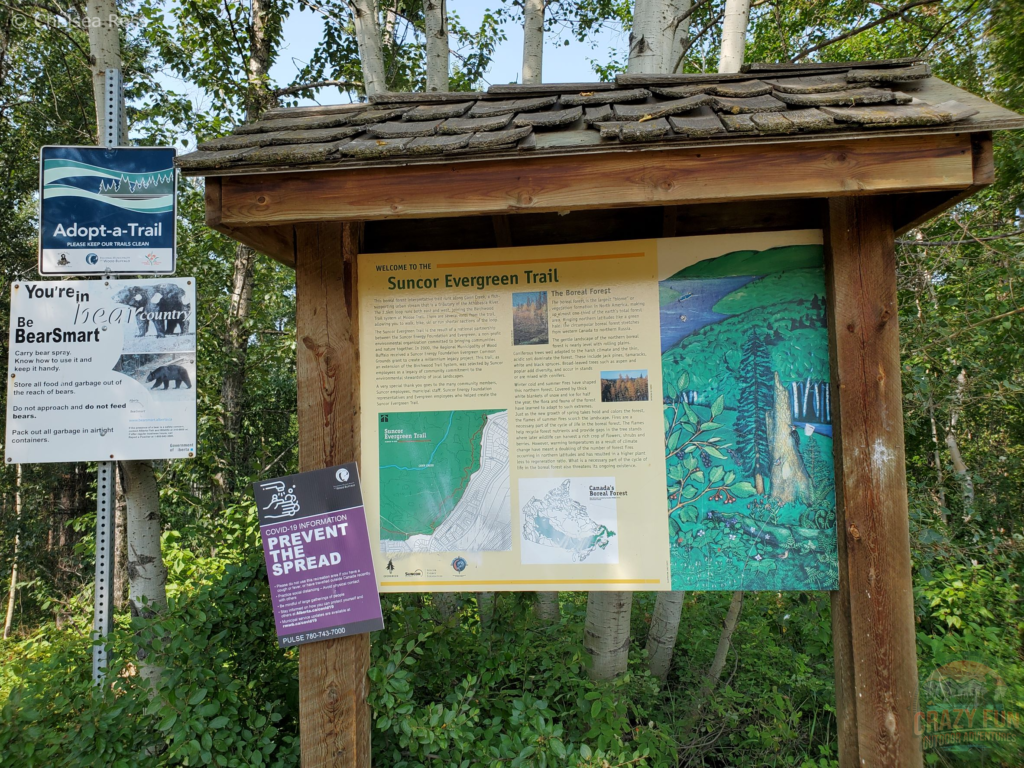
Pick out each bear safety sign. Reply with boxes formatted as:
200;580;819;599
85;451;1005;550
5;278;196;463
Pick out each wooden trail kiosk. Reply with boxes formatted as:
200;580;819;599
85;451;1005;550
179;59;1024;767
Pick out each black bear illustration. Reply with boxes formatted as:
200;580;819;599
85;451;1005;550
146;364;192;390
112;284;188;337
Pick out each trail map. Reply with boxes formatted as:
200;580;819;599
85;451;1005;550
379;409;512;553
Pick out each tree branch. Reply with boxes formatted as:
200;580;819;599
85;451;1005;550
0;2;93;62
789;0;939;62
897;230;1023;245
273;79;361;97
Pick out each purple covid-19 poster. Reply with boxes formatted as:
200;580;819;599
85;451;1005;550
253;463;384;647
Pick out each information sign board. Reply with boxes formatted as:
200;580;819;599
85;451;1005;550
253;464;384;646
5;278;196;463
39;146;176;275
359;231;839;592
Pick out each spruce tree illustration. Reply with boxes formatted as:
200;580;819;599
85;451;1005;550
735;331;773;493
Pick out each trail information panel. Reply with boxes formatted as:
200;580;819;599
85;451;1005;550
254;464;384;646
39;146;176;275
5;278;196;463
360;232;840;593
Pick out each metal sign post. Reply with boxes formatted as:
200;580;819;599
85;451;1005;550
92;67;121;685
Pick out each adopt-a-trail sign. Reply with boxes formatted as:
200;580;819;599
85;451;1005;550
39;146;177;275
5;278;197;463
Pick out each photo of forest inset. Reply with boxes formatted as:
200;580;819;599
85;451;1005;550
600;370;649;402
512;291;548;345
660;244;838;592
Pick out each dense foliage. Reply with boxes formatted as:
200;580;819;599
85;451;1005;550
2;0;1024;765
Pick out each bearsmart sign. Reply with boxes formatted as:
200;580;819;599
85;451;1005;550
253;464;384;647
39;146;177;275
5;278;196;464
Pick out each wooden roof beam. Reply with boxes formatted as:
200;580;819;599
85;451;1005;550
213;132;976;228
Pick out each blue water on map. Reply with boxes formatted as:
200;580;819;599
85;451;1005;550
659;275;758;352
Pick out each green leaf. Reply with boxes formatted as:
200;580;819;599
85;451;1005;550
710;466;724;483
209;716;231;730
580;744;593;759
158;712;178;731
188;688;208;706
591;700;602;718
703;445;727;460
711;395;724;419
731;481;757;498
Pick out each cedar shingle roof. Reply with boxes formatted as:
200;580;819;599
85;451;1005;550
176;59;1024;175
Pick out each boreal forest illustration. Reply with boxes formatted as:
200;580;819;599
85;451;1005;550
661;245;838;591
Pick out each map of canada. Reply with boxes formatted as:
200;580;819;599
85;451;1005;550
379;409;512;553
520;479;618;564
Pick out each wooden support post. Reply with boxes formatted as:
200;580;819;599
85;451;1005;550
824;197;922;768
295;222;370;768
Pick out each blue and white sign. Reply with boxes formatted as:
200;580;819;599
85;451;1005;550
39;146;176;275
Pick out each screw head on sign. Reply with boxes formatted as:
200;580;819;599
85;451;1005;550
10;374;13;379
188;452;194;457
109;454;114;459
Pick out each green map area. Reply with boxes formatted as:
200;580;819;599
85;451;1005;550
379;409;501;541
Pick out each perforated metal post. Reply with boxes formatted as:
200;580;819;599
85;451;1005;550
103;68;123;148
93;67;122;684
93;461;116;684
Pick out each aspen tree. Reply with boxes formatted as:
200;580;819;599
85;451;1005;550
718;0;751;73
522;0;545;84
424;0;450;91
85;0;169;685
349;0;386;97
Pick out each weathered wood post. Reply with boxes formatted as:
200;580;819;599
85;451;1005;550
824;197;923;768
295;222;372;768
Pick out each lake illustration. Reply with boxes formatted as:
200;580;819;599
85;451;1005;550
661;244;838;591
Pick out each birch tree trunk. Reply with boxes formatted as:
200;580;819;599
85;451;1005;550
664;0;692;73
584;591;633;681
706;590;743;687
424;0;449;92
113;464;128;610
121;461;168;689
718;0;751;73
349;0;386;98
477;592;494;627
947;369;974;512
435;592;457;619
3;465;21;640
535;591;560;622
85;0;124;140
521;0;544;84
627;0;667;74
646;590;684;681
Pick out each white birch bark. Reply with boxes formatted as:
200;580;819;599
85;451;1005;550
477;592;494;627
521;0;545;85
535;591;560;622
718;0;751;74
434;592;457;619
85;0;123;140
947;369;974;511
584;591;633;681
423;0;449;92
3;465;21;640
121;461;168;689
645;590;684;681
349;0;386;97
706;590;743;685
627;0;665;75
664;0;692;73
